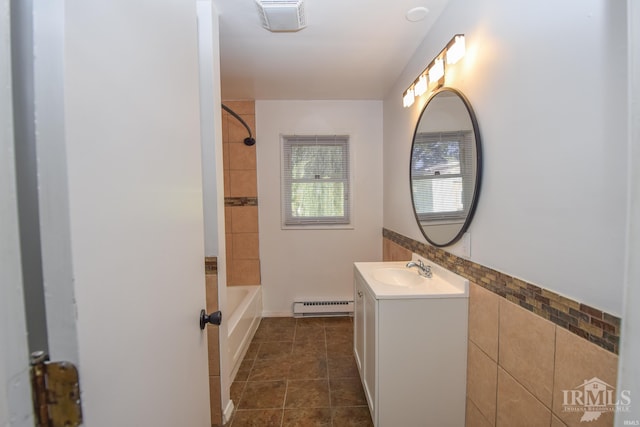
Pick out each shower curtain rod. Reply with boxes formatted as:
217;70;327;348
221;103;256;146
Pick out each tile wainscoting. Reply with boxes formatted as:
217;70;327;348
382;228;620;427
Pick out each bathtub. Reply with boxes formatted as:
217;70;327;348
226;285;262;383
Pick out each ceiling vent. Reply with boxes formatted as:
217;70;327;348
255;0;306;32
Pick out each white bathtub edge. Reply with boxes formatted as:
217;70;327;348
222;400;234;425
229;312;260;382
227;286;262;385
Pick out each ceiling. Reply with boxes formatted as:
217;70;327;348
212;0;450;100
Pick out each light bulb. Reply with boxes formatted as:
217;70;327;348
428;58;444;83
403;88;415;108
446;35;465;65
414;75;428;97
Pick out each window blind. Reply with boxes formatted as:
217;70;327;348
411;131;474;221
282;135;350;226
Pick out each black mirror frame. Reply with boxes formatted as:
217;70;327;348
409;87;483;247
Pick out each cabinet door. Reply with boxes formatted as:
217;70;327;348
363;286;376;416
354;275;365;372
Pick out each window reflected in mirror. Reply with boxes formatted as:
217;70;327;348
409;88;482;247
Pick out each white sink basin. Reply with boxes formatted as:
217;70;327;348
372;267;428;287
354;256;469;299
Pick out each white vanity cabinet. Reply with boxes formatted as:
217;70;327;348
354;271;376;408
353;261;469;427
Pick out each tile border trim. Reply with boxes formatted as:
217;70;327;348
382;228;620;354
225;197;258;207
205;256;217;275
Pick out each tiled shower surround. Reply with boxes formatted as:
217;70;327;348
383;228;620;427
223;100;261;286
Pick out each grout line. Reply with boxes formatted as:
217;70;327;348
550;326;558;416
498;367;553;417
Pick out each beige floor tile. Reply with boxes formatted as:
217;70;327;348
231;409;282;427
237;380;287;409
294;326;326;342
256;341;293;360
327;356;359;379
233;316;372;426
331;407;373;427
235;358;255;382
289;356;328;380
285;379;331;408
295;317;325;328
329;378;367;407
230;381;246;404
248;358;291;381
282;408;332;427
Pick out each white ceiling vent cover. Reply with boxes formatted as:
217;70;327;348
255;0;306;32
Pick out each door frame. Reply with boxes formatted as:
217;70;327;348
0;0;35;423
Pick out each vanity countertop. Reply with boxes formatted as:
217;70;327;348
354;257;468;300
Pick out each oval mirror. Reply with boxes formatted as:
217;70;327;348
410;87;482;247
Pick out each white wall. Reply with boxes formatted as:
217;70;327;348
256;101;383;315
198;0;223;258
384;0;628;315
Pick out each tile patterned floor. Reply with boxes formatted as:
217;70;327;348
229;316;374;427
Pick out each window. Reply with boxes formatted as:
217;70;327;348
282;135;350;226
411;131;474;221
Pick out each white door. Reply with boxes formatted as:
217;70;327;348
2;0;211;426
61;1;210;425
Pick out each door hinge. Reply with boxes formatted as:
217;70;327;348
30;351;83;427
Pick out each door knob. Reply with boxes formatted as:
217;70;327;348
199;309;222;330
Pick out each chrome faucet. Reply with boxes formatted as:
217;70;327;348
406;259;432;278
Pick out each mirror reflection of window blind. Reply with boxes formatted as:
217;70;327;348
282;135;350;226
411;131;474;221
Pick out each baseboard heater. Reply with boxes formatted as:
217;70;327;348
293;300;354;317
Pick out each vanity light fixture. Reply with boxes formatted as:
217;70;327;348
402;34;465;108
427;58;445;83
446;35;466;65
403;87;415;108
414;74;428;97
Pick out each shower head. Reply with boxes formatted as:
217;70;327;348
221;103;256;146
